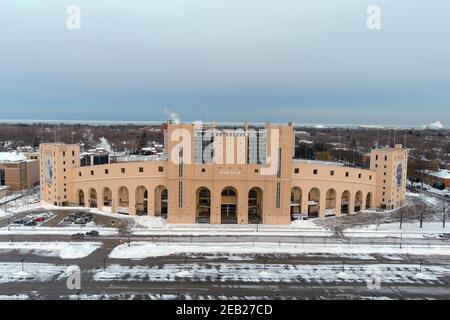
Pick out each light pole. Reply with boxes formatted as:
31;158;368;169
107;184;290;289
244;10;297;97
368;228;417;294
20;258;25;271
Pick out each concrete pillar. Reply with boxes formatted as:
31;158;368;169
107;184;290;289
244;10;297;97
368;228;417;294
335;194;342;217
349;192;355;215
129;188;136;216
301;191;309;216
111;189;118;213
148;191;155;216
319;191;326;219
97;188;103;211
211;199;221;224
238;190;248;224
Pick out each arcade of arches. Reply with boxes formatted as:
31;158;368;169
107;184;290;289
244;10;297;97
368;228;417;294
76;185;374;222
290;187;373;219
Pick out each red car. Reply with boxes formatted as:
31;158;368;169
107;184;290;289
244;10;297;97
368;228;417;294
33;217;45;223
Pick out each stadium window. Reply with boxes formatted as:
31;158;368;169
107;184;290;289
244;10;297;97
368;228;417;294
313;169;318;175
330;170;335;176
139;167;144;173
158;167;164;172
121;168;125;173
294;168;299;174
105;169;109;174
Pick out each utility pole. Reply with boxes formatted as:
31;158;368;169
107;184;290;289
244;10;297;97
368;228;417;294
443;199;447;228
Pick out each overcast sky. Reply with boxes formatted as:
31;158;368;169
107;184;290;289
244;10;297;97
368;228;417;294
0;0;449;126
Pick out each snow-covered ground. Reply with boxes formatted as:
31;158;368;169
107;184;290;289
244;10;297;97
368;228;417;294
131;218;333;237
0;295;30;300
344;222;449;239
0;262;67;284
409;182;450;198
92;263;450;285
0;226;118;236
0;242;102;259
109;241;450;260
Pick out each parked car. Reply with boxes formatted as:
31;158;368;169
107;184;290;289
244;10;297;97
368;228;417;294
74;218;87;225
71;233;85;240
85;230;99;237
13;219;26;225
33;217;45;223
25;220;37;227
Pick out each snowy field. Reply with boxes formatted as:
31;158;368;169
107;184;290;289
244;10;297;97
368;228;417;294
0;242;102;259
0;226;118;236
131;218;333;237
0;262;68;284
92;263;450;285
344;222;449;238
109;242;450;260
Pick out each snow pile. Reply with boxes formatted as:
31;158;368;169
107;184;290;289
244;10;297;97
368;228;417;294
423;121;444;130
109;241;450;260
134;216;167;229
0;242;102;259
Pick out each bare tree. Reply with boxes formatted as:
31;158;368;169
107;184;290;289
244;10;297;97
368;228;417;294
434;198;449;229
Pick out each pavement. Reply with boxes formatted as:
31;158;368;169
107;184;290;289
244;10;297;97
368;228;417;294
1;191;450;300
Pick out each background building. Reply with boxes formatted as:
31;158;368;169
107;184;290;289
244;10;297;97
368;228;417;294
422;169;450;189
40;122;408;224
0;152;39;191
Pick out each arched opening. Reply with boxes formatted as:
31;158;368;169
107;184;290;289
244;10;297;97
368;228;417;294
78;190;85;206
88;188;97;208
155;185;168;218
248;187;263;224
196;187;211;223
118;186;129;214
290;187;302;220
103;187;112;207
341;190;351;214
221;187;238;224
354;191;363;212
136;186;148;216
366;192;373;210
308;188;320;219
325;189;337;217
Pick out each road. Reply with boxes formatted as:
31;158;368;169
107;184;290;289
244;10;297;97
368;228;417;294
1;233;450;300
